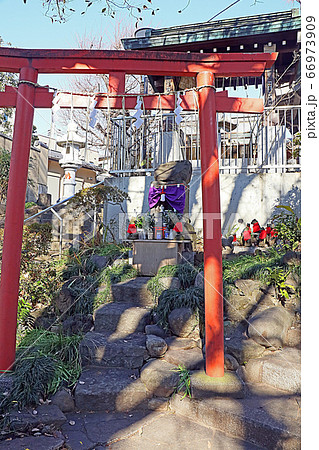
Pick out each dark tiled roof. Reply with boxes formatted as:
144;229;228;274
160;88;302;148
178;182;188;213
122;9;300;50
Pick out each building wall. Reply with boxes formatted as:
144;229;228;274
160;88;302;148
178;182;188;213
0;133;48;202
47;160;97;204
105;171;301;239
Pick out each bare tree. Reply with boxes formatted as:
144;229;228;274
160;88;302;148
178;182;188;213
53;20;141;166
23;0;159;26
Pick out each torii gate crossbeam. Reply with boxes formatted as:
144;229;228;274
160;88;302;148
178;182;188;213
0;48;276;377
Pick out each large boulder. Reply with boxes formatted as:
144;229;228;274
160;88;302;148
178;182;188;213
168;307;199;338
53;285;75;314
225;336;266;365
140;359;179;397
158;276;180;290
145;324;167;339
247;306;293;349
89;254;110;270
153;160;192;186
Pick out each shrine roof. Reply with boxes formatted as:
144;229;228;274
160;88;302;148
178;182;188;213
122;9;301;51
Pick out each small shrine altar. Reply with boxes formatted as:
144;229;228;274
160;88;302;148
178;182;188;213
132;239;192;276
127;160;195;275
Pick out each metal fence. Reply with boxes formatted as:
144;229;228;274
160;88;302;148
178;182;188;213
107;105;301;175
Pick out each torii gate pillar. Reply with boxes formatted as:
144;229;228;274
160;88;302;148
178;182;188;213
0;66;38;371
197;71;224;377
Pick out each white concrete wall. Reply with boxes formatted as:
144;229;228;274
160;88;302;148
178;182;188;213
105;171;301;239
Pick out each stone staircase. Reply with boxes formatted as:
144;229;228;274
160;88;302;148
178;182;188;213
73;276;301;449
75;277;156;412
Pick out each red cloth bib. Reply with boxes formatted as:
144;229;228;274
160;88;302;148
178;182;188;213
253;223;260;233
243;229;251;241
259;229;267;240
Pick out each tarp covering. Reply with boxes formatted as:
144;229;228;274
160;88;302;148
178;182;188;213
148;184;186;213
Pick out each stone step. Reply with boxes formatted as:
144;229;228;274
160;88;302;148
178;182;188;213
74;366;151;412
80;331;148;369
170;383;301;449
110;277;154;306
94;302;151;335
241;347;301;394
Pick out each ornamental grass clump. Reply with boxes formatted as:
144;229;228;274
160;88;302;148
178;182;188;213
154;286;204;330
0;329;82;412
147;263;199;301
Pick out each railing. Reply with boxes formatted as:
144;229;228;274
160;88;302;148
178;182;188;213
24;181;104;258
106;105;301;175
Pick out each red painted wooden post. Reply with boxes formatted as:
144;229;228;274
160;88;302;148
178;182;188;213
109;72;125;108
0;66;38;372
197;71;224;377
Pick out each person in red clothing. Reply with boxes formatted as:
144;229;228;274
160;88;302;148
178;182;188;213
242;223;252;247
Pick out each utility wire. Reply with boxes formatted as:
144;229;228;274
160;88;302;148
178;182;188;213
209;0;241;22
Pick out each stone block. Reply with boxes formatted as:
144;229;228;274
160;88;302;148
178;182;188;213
145;324;167;338
148;397;170;411
165;336;199;350
163;347;204;370
261;348;301;393
224;353;239;371
194;271;204;289
0;435;64;450
225;336;265;365
94;302;151;335
158;276;180;290
234;279;262;300
190;370;245;399
50;388;75;413
9;405;66;432
140;358;180;397
75;367;151;412
240;358;264;383
110;277;154;306
80;331;148;369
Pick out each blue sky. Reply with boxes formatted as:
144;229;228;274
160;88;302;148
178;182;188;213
0;0;300;135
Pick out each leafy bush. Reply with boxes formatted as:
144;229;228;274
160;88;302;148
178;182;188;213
0;223;59;341
273;205;301;251
95;242;131;259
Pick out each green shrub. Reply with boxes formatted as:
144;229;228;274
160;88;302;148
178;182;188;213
273;205;301;251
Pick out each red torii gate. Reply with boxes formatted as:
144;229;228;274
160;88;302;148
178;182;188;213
0;47;276;377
